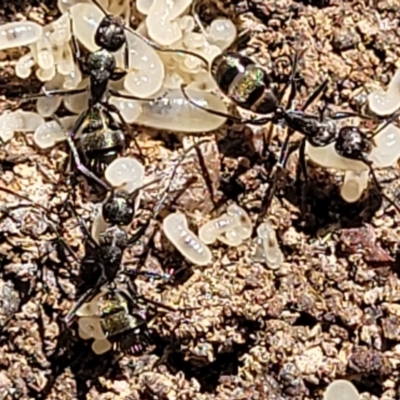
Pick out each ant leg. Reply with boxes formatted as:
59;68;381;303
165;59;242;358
256;127;295;224
193;142;217;208
63;284;103;325
285;48;308;110
51;114;111;191
180;84;272;125
123;43;130;71
366;162;400;213
66;201;100;250
67;136;109;190
21;87;86;102
301;78;330;112
329;111;377;120
153;139;212;217
297;138;309;211
101;101;145;162
285;54;300;110
124;25;209;69
67;7;88;75
91;0;108;15
368;108;400;139
298;138;308;182
127;280;198;313
108;89;163;102
262;122;275;160
0;187;80;264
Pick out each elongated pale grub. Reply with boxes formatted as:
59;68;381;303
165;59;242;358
63;79;90;114
91;338;112;355
368;69;400;116
36;75;65;117
340;170;369;203
36;65;56;82
109;95;142;123
70;3;104;52
33;35;54;70
78;316;106;340
225;204;252;240
207;19;237;50
0;21;43;50
146;0;192;46
34;116;77;149
123;29;165;97
136;88;227;132
48;12;71;45
105;157;145;194
58;0;109;14
15;53;35;79
199;214;240;245
254;221;284;269
0;111;45;143
163;212;212;266
137;0;154;14
369;123;400;167
323;380;359;400
199;204;253;247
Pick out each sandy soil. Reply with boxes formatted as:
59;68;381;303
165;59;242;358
0;0;400;399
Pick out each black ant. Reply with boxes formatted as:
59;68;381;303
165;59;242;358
61;139;212;324
0;140;208;349
179;2;400;218
20;0;209;191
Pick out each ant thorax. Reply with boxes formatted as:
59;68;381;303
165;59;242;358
87;49;117;80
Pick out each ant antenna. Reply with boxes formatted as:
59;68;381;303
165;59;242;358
91;0;109;16
91;0;209;69
152;138;212;217
191;0;208;39
367;108;400;140
124;25;210;69
0;186;81;263
180;84;272;125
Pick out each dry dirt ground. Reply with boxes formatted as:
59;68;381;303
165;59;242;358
1;0;400;399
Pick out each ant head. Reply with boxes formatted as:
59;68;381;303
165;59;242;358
102;190;136;226
308;121;337;147
87;49;116;80
95;15;126;53
335;126;372;161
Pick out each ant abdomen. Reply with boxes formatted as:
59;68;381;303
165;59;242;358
211;53;279;114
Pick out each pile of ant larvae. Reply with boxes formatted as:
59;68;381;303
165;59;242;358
305;122;400;203
163;205;285;269
0;0;236;134
76;287;143;355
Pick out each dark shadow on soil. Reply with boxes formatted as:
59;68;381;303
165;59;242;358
162;317;261;393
